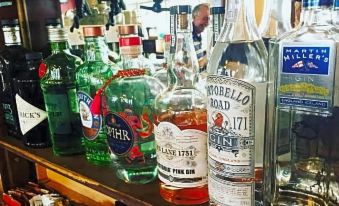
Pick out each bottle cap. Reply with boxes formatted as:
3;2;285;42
118;25;138;35
178;5;192;14
211;7;225;15
119;36;142;47
25;52;43;61
47;27;68;42
164;34;171;42
83;26;105;37
1;19;19;27
45;18;61;27
170;6;178;14
303;0;333;7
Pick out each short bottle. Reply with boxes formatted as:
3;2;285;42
154;5;208;205
14;52;51;148
102;36;165;184
266;0;339;205
0;19;30;138
76;26;118;165
40;27;84;156
207;0;270;205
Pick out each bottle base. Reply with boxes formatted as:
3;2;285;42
159;183;209;205
115;166;157;184
53;147;85;156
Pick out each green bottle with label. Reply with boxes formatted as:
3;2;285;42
76;26;118;165
40;26;84;156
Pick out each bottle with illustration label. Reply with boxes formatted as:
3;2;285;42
76;26;118;165
207;0;270;205
266;0;339;205
102;36;165;184
40;27;84;156
0;19;30;138
154;5;208;205
14;52;50;148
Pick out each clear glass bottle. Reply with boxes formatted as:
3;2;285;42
153;34;171;87
258;0;293;50
154;5;209;205
14;52;51;148
40;27;84;156
207;0;270;205
103;36;165;184
267;0;339;205
0;19;30;138
76;26;118;165
334;0;339;26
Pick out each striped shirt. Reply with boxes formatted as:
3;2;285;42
192;25;206;61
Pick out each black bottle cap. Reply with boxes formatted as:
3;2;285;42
170;5;178;14
25;52;43;61
211;7;225;15
178;5;191;14
45;18;61;27
1;19;19;27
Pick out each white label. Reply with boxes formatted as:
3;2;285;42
155;122;208;188
15;94;47;135
209;171;254;205
3;28;21;45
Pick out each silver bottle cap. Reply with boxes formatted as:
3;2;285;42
47;27;68;42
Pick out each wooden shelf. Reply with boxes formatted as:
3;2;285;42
0;136;208;206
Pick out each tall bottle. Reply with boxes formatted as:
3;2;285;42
0;19;30;138
40;27;84;156
207;0;225;58
14;52;51;148
259;0;293;50
76;26;118;165
103;36;165;184
207;0;270;205
267;0;339;205
155;5;209;205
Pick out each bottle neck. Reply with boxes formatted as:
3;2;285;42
2;26;22;46
50;41;69;54
211;7;225;45
302;5;333;26
120;45;143;70
84;36;108;62
218;0;260;42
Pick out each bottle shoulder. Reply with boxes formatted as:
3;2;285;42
76;61;116;76
44;51;83;67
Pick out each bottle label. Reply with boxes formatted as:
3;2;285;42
15;94;47;135
209;170;254;205
43;93;71;134
2;103;15;125
3;27;21;45
278;43;336;112
155;122;208;188
105;112;135;155
77;91;101;140
207;75;256;178
0;1;12;7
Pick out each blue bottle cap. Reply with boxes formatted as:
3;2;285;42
211;7;225;15
170;5;178;14
303;0;334;8
170;5;192;14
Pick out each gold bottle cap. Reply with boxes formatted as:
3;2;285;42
118;25;138;35
83;26;105;37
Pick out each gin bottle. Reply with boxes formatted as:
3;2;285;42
0;19;30;138
40;27;84;156
207;0;225;58
103;36;165;184
76;26;118;165
207;0;270;205
267;0;339;205
155;5;208;205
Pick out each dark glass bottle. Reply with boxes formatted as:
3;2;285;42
14;52;51;148
40;27;84;156
0;19;30;138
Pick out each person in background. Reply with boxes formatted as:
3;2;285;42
192;3;210;71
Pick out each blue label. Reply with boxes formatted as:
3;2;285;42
105;112;134;155
77;91;101;140
282;47;330;75
279;97;328;109
303;0;333;8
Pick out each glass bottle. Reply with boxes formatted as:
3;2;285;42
103;36;165;184
153;34;171;87
76;26;118;165
207;0;270;205
154;5;209;205
40;27;84;156
14;52;51;148
0;19;30;138
259;0;293;50
334;0;339;26
267;0;339;205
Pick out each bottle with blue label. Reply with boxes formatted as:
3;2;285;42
76;26;118;165
266;0;339;205
102;36;165;184
40;26;84;156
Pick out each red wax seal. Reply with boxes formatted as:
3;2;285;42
38;62;47;79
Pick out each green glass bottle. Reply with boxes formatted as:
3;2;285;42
103;36;165;184
40;27;84;156
76;26;118;165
